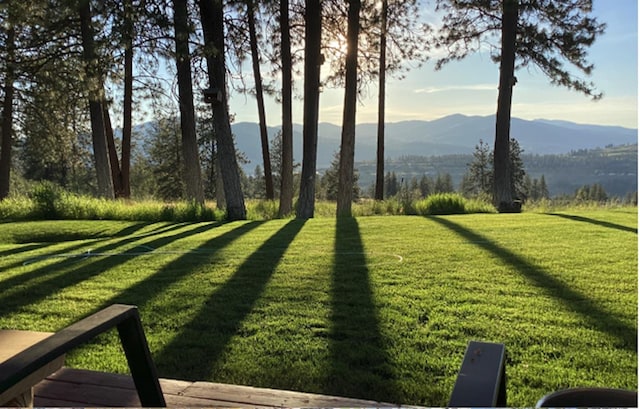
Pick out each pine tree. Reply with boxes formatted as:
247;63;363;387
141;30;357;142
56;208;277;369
435;0;605;211
296;0;322;219
539;175;549;199
336;0;361;217
466;139;492;196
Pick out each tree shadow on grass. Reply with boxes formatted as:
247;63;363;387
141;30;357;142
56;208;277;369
0;222;216;318
0;242;57;260
328;217;400;403
0;222;153;260
153;219;306;381
0;223;189;275
101;221;264;312
546;213;637;234
430;216;637;352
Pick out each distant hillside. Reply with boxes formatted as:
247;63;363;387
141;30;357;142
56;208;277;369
129;114;637;197
355;144;637;197
230;114;637;171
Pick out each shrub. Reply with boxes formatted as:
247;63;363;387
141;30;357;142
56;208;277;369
415;193;467;215
30;182;64;219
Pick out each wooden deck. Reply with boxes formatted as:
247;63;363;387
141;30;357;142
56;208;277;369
34;367;404;407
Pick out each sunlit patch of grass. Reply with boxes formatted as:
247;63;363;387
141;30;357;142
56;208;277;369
0;210;636;406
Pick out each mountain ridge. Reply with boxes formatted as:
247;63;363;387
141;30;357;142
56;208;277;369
229;114;637;170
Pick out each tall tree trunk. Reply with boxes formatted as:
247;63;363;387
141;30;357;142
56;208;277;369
174;0;205;205
278;0;294;217
199;0;246;220
214;146;226;209
493;0;518;212
336;0;361;217
247;2;274;201
79;0;114;199
374;0;388;201
296;0;322;219
121;0;134;199
0;22;15;200
103;103;124;197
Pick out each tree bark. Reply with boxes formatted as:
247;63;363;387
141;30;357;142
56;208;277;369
247;2;274;201
278;0;294;217
103;103;124;197
0;22;15;200
296;0;322;219
336;0;361;217
493;0;518;212
121;0;134;199
199;0;246;220
174;0;205;206
374;0;388;201
79;0;114;199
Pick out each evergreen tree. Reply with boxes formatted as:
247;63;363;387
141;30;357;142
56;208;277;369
173;0;204;205
434;173;454;194
296;0;322;219
199;0;247;220
539;175;549;199
435;0;605;211
385;172;399;197
336;0;361;217
419;174;433;198
465;139;492;196
320;151;359;201
510;138;526;199
148;117;185;200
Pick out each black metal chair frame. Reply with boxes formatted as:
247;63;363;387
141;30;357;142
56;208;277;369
0;304;166;407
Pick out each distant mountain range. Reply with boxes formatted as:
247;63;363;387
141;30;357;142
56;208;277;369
230;114;638;171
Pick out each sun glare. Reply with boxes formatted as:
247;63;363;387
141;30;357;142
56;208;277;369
328;36;349;54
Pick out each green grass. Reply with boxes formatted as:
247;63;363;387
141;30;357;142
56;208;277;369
0;208;636;406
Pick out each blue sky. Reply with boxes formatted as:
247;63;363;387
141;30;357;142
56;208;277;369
228;0;638;129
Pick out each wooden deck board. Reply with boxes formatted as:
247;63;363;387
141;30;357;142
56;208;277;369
34;368;404;407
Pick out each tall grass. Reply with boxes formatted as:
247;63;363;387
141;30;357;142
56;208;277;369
1;183;634;222
0;183;224;222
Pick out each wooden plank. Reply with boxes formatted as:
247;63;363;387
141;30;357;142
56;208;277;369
46;367;136;390
164;393;272;408
183;381;399;408
35;378;142;407
36;367;409;408
159;378;194;395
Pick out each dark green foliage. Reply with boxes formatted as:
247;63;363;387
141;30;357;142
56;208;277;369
147;117;185;201
575;183;608;202
523;174;549;201
385;172;399;197
462;138;526;199
320;151;360;201
463;139;492;197
434;0;605;99
29;181;64;219
510;138;527;199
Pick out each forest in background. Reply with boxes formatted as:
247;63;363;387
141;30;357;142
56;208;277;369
355;144;637;198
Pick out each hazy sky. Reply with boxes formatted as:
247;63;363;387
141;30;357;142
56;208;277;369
227;0;638;129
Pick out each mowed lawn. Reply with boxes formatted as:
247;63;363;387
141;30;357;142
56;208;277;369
0;209;636;406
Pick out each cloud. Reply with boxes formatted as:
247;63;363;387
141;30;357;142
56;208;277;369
414;84;497;94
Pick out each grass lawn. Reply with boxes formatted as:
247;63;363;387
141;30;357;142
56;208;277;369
0;208;636;406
